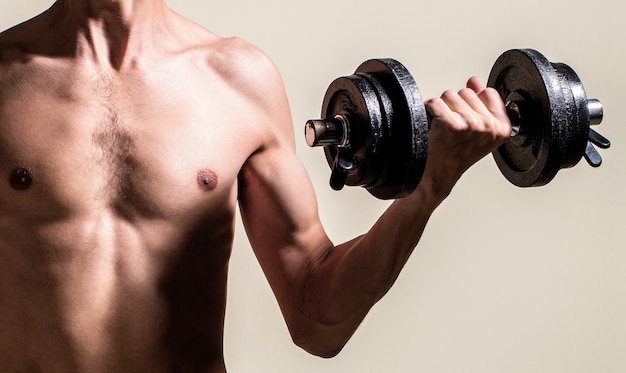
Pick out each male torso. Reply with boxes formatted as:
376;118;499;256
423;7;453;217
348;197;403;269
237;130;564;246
0;4;266;371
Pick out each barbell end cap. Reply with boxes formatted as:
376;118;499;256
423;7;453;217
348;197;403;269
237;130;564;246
305;117;349;148
305;120;323;147
588;99;604;126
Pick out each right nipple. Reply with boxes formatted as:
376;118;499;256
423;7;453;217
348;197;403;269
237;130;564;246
10;167;33;191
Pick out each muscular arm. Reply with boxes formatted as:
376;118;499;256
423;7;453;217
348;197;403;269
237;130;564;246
236;46;511;357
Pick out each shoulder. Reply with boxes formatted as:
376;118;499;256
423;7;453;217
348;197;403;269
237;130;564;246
175;23;289;119
193;35;294;144
173;16;284;100
206;37;287;109
167;16;295;152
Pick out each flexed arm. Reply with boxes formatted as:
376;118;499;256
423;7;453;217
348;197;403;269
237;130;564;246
237;47;510;357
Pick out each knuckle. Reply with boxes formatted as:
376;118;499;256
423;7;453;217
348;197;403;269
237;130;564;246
499;122;513;139
425;97;443;109
483;87;500;97
449;115;469;132
465;115;482;129
481;87;505;105
432;111;463;132
440;89;457;100
457;87;475;98
425;97;446;117
483;116;498;131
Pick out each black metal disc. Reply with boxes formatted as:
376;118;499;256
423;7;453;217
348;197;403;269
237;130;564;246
321;74;385;190
551;62;590;169
319;59;427;199
488;49;565;187
355;59;428;199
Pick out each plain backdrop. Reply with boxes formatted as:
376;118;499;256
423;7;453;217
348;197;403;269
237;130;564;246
2;1;624;372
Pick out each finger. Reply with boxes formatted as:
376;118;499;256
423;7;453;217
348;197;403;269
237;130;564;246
466;76;487;93
476;87;506;116
425;96;453;118
466;76;508;124
457;86;511;136
440;89;494;132
476;88;513;136
439;89;474;115
458;87;495;118
466;76;508;120
425;97;462;129
466;79;512;132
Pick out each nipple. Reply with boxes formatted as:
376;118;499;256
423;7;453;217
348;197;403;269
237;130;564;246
10;167;33;191
197;169;218;192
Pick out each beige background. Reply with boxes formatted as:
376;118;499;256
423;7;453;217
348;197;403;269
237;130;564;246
2;1;625;372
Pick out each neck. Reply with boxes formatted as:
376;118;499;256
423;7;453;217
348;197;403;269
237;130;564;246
51;0;171;70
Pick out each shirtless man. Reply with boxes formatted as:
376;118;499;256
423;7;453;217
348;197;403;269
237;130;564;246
0;0;511;371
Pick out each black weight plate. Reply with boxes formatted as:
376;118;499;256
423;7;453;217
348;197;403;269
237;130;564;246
488;49;565;187
321;74;384;189
551;62;590;169
355;59;428;199
353;71;394;191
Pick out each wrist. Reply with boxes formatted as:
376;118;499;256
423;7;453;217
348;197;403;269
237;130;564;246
408;173;454;210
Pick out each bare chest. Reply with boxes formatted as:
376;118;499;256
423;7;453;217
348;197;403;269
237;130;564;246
0;64;255;220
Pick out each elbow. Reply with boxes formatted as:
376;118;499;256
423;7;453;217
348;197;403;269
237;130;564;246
288;320;350;358
291;332;346;358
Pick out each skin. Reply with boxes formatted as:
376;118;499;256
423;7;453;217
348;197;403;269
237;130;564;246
0;0;511;372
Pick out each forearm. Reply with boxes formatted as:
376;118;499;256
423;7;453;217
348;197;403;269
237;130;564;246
295;180;448;356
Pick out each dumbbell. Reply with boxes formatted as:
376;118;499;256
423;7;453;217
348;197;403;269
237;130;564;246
305;49;610;199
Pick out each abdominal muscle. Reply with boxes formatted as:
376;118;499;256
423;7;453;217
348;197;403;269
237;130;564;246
0;206;234;372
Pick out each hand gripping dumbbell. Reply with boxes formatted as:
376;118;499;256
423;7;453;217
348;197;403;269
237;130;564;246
305;49;610;199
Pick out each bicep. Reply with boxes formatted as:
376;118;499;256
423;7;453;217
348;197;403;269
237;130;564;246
239;145;331;275
232;42;332;313
238;144;332;310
